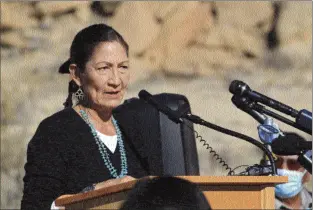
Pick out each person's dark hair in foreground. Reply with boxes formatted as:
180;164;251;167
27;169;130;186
120;176;212;210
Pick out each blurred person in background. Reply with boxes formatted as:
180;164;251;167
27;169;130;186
21;24;163;209
273;133;312;210
120;176;211;210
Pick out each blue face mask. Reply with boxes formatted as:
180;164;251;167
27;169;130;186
275;169;306;199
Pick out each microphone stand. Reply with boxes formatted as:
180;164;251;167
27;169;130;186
182;113;277;175
251;103;312;135
231;96;280;169
231;94;311;135
229;80;312;135
231;96;312;173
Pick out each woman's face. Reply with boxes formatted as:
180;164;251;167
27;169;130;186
78;41;130;111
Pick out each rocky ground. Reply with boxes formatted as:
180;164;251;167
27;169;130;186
1;1;312;209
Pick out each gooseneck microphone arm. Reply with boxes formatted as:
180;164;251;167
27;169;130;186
183;113;277;175
138;90;277;175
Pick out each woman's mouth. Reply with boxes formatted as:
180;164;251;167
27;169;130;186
104;91;122;98
105;91;119;94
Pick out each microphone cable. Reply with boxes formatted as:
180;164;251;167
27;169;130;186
184;122;235;175
184;113;277;175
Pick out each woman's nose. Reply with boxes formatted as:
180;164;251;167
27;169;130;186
108;68;121;86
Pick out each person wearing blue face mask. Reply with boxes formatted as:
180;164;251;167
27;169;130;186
275;154;312;210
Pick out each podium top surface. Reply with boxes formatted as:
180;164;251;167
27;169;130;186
55;176;288;207
176;176;288;184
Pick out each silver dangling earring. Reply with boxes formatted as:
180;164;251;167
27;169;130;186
74;87;85;101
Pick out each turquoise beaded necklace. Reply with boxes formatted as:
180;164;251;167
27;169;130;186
79;109;128;178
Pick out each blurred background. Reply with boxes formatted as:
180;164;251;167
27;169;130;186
1;1;312;209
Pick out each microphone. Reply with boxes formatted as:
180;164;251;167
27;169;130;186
138;90;183;123
271;133;312;155
229;80;299;117
231;95;266;124
229;80;312;134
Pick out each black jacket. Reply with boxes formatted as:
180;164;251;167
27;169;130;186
21;100;163;209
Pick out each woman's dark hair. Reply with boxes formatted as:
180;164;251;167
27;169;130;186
59;24;129;108
120;177;211;210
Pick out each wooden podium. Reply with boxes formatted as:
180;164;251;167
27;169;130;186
55;176;287;209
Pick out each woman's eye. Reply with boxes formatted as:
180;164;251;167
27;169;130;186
97;67;109;71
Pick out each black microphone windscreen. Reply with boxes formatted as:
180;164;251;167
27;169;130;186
138;90;152;101
229;80;250;96
271;133;311;155
229;80;241;95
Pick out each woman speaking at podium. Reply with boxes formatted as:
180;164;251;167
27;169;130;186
21;24;160;209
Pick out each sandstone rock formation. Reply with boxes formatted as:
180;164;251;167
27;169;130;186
1;2;311;209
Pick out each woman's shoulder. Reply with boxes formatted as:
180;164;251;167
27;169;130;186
36;108;82;135
28;108;86;148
